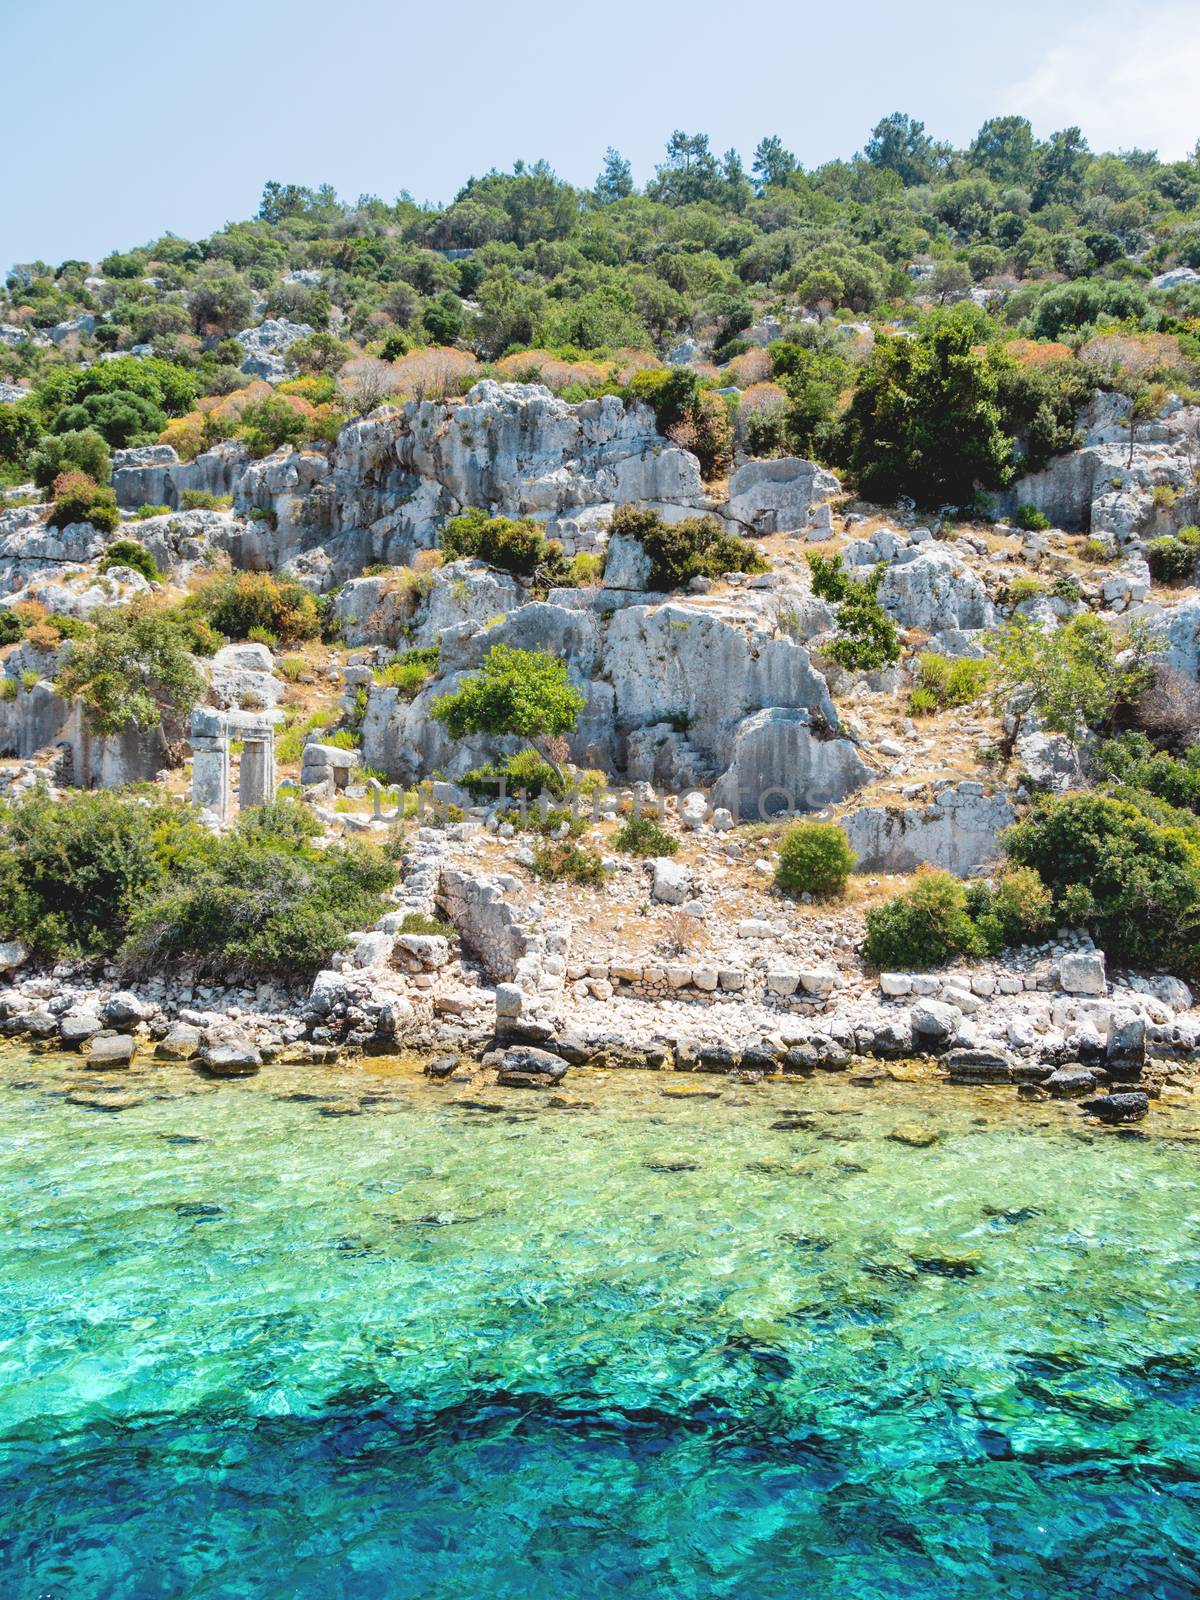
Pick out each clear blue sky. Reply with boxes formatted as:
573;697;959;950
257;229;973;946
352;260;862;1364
5;0;1197;271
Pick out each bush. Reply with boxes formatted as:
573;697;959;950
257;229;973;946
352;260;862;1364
179;489;232;512
398;911;458;940
54;387;166;449
431;644;585;746
0;789;195;959
1097;733;1200;813
909;651;990;714
195;571;321;643
862;868;986;970
530;841;606;884
55;600;206;738
614;812;680;856
825;568;900;672
609;504;766;590
964;866;1054;955
1146;535;1199;584
98;539;161;582
775;822;855;898
1003;791;1200;975
1016;504;1051;531
122;800;396;981
133;503;171;520
375;642;441;699
48;472;120;533
440;508;554;577
30;428;111;489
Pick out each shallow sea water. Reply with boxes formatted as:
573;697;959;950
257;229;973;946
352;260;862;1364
2;1049;1200;1599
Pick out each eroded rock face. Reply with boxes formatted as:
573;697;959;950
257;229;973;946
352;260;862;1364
840;783;1015;877
710;708;872;819
112;441;248;512
723;457;841;535
874;545;996;632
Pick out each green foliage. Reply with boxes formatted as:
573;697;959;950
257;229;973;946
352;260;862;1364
398;910;458;939
806;552;849;601
1146;531;1200;583
238;395;310;457
825;567;900;671
1004;791;1200;974
54;387;166;449
775;822;855;898
0;401;44;472
0;788;195;959
30;428;111;489
1096;733;1200;814
431;643;585;744
530;840;606;884
441;507;556;577
194;571;321;643
178;490;232;511
614;812;680;857
375;642;441;698
909;651;991;713
862;868;987;970
98;539;161;582
832;306;1013;506
1015;504;1051;531
964;867;1054;955
48;471;119;533
609;503;766;590
989;613;1149;755
123;800;395;981
133;503;171;520
54;600;206;737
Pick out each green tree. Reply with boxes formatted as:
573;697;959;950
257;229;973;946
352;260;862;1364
30;428;111;489
864;112;938;186
431;644;585;779
968;116;1036;185
752;135;798;192
833;306;1013;505
649;131;723;205
54;388;166;449
55;600;206;743
594;147;634;205
188;267;254;335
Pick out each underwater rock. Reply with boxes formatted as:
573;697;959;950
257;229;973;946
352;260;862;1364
1081;1091;1149;1123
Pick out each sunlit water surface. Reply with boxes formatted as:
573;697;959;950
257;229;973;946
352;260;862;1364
3;1049;1200;1599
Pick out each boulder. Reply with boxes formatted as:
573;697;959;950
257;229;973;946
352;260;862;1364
910;998;961;1048
235;318;314;383
710;708;871;819
1081;1091;1149;1123
602;533;654;591
102;991;151;1028
1060;952;1106;997
201;1039;262;1076
842;784;1014;878
651;858;692;905
494;1045;569;1088
945;1045;1014;1083
86;1033;135;1068
0;941;28;974
724;457;841;535
58;1011;103;1048
875;546;995;632
155;1025;202;1060
1045;1067;1099;1097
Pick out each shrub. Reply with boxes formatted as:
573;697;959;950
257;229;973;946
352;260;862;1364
775;822;855;898
30;428;111;490
825;568;900;672
238;395;311;457
54;387;166;449
964;867;1054;955
122;800;395;981
195;571;320;643
0;610;24;646
909;651;990;713
133;503;171;520
1097;733;1200;813
98;539;161;582
530;841;606;884
48;472;120;533
614;812;680;856
1146;535;1199;584
0;788;197;959
55;600;206;739
608;504;766;590
1003;791;1200;975
862;868;986;970
398;911;458;939
179;489;232;511
1081;538;1109;563
375;642;440;699
1016;504;1051;531
432;644;585;752
440;507;554;577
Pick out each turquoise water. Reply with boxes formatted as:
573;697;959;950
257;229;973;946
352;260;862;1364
3;1052;1200;1599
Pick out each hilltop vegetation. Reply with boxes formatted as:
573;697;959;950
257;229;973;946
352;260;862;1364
3;117;1200;506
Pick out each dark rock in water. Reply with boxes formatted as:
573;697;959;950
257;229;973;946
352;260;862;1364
316;1100;362;1117
493;1046;568;1088
1012;1063;1054;1084
871;1020;913;1059
66;1089;143;1112
783;1044;818;1075
175;1201;224;1220
425;1054;459;1080
741;1046;780;1076
1045;1067;1098;1098
1082;1091;1149;1123
644;1155;699;1172
910;1251;982;1278
696;1046;741;1075
158;1133;204;1145
887;1123;940;1147
945;1046;1014;1083
546;1033;596;1065
495;1017;557;1045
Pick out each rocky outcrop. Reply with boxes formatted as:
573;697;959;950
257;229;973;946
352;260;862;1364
840;783;1016;876
234;319;314;383
710;709;872;819
111;442;248;511
874;545;996;632
723;457;841;535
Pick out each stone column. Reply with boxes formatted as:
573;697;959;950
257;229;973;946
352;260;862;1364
239;724;276;811
190;708;229;824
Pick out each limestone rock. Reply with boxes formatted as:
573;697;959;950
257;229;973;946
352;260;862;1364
1060;952;1106;997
